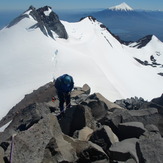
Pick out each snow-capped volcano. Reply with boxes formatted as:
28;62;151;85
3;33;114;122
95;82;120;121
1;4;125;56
109;2;134;11
0;6;162;120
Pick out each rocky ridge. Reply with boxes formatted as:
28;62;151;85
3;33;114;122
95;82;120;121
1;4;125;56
7;6;68;39
0;82;163;163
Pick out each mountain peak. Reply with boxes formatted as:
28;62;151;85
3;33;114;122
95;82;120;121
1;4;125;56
7;6;68;39
109;2;134;11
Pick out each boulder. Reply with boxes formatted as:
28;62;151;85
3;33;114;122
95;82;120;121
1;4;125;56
151;94;163;107
90;93;123;110
109;138;139;162
82;93;110;120
0;103;51;143
89;125;119;155
6;114;77;163
144;124;161;138
145;124;160;133
77;141;109;163
71;84;91;104
98;108;129;138
0;82;56;129
0;147;4;163
63;135;109;163
123;108;160;127
59;104;96;136
118;122;146;140
114;97;146;110
0;142;9;151
95;106;160;140
136;137;163;163
77;126;93;141
82;84;91;95
139;99;163;136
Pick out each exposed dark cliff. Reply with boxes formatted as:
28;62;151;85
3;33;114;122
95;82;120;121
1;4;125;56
7;6;68;39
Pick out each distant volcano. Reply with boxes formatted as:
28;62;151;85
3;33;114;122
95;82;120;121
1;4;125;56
109;2;134;11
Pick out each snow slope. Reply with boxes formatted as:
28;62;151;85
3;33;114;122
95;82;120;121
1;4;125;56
0;9;163;121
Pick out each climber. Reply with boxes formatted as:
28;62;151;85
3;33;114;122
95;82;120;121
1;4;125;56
54;74;74;114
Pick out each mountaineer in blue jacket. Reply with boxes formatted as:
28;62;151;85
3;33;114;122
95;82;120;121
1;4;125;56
54;74;74;113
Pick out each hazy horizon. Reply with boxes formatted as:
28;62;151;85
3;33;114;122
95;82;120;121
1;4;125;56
1;0;163;11
1;4;163;42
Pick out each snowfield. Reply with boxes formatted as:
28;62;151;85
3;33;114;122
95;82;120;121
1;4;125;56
0;10;163;121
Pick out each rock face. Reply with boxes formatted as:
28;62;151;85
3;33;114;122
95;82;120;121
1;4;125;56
151;94;163;107
130;35;153;49
0;83;163;163
11;114;77;163
0;147;4;163
7;6;68;39
136;137;163;163
114;97;146;110
109;138;139;162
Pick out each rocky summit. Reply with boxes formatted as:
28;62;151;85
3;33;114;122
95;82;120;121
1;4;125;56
0;82;163;163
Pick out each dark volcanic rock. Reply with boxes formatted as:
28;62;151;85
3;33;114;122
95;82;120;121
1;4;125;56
130;35;153;49
118;122;146;140
0;147;4;163
59;105;87;136
99;107;160;140
0;82;56;129
77;141;109;163
151;94;163;107
136;137;163;163
64;135;109;163
59;104;96;136
114;96;146;110
109;138;139;162
0;82;162;163
98;108;128;139
81;93;110;120
7;114;77;163
71;84;91;102
29;6;68;39
89;125;119;155
0;103;51;143
7;6;68;39
122;108;159;126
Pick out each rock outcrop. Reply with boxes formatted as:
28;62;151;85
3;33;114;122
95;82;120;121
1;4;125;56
0;82;162;163
7;6;68;39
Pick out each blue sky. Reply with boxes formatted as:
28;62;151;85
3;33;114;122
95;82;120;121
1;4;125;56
0;0;163;11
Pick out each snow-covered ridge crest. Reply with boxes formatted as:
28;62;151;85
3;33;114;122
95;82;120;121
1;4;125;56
109;2;134;11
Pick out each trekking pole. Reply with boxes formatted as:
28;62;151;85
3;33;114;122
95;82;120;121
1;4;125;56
10;134;16;163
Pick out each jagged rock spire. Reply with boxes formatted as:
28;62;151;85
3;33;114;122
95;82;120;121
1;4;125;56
29;6;68;39
7;6;68;39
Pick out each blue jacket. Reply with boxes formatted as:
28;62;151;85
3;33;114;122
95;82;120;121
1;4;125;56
55;74;74;93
